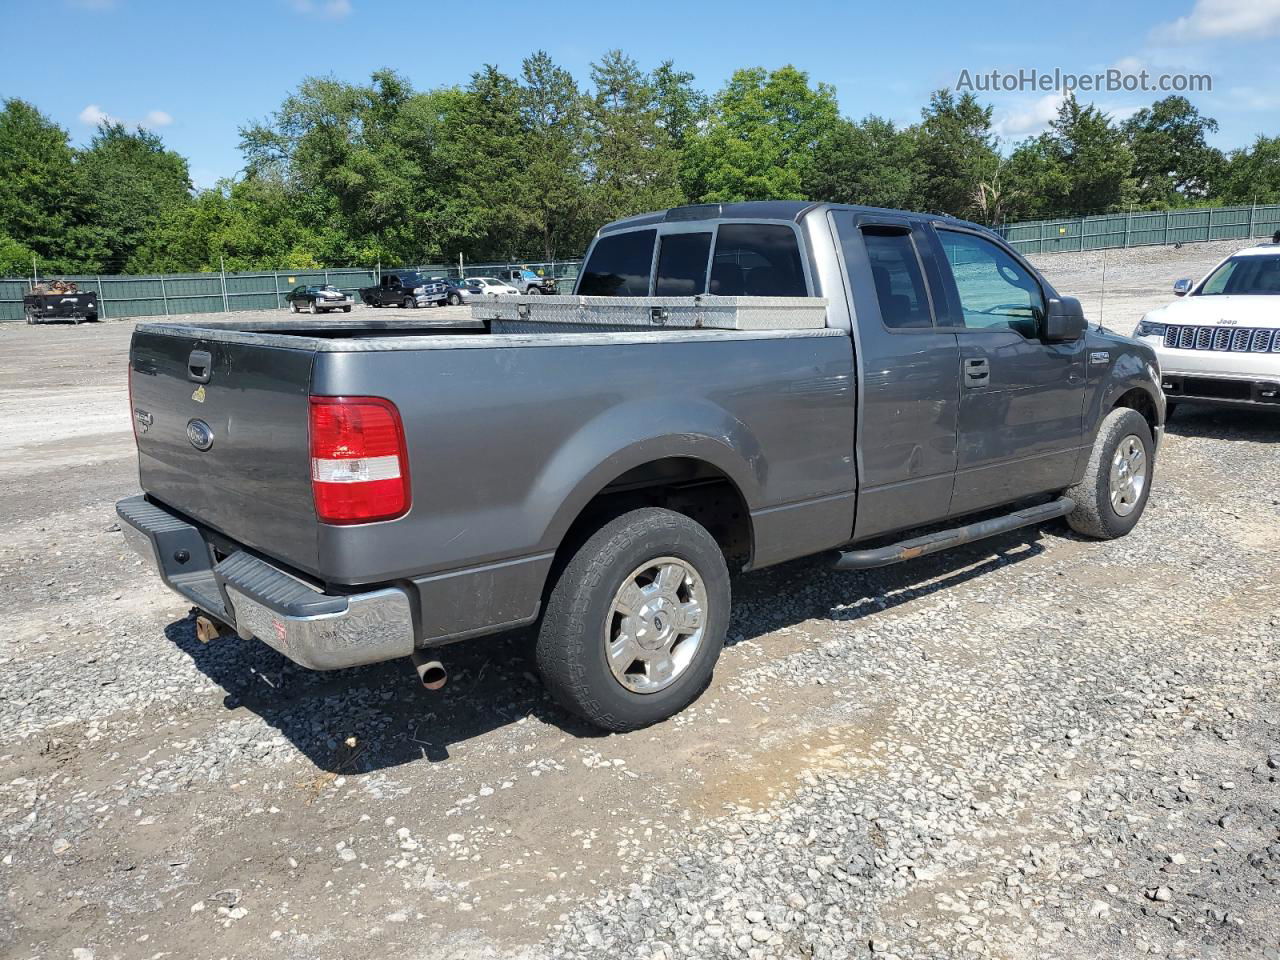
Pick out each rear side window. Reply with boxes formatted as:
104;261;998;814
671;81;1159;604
709;224;807;297
578;229;656;296
862;229;933;329
654;232;712;295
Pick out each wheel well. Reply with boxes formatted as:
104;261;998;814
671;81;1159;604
556;458;753;574
1113;387;1158;434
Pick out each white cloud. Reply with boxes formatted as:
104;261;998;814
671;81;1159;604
144;110;174;128
78;104;115;126
289;0;351;19
1152;0;1280;43
994;92;1065;138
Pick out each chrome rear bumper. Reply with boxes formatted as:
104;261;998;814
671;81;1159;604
117;495;415;670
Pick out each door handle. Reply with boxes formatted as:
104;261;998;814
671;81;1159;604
963;357;990;388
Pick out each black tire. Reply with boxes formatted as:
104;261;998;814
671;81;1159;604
526;286;541;295
342;305;352;313
24;308;36;325
536;508;730;732
308;301;318;315
1065;407;1154;540
401;296;415;309
289;300;298;314
448;292;462;306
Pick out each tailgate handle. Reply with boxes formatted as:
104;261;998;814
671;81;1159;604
187;349;212;383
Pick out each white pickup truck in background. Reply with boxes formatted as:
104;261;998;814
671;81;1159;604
1134;236;1280;414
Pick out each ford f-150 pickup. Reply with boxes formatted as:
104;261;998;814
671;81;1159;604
118;201;1165;731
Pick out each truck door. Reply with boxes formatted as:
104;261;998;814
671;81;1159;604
928;225;1086;516
832;212;961;540
382;275;399;304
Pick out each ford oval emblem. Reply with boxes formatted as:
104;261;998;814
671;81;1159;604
186;419;214;451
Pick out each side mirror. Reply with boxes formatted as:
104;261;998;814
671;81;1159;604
1043;296;1087;342
1173;278;1193;297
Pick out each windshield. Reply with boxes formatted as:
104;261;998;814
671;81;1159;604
1196;255;1280;296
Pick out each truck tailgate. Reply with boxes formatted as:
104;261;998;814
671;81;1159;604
129;328;320;575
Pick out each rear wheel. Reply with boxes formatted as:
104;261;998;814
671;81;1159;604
1065;407;1154;540
536;508;730;732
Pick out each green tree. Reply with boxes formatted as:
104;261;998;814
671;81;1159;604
586;50;683;223
519;51;590;260
77;122;192;272
1038;96;1134;215
1215;135;1280;205
0;99;89;271
682;66;841;202
806;115;920;209
651;60;706;150
914;89;999;219
1122;96;1223;206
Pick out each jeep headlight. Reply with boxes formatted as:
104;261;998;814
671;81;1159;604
1135;319;1167;338
413;286;425;294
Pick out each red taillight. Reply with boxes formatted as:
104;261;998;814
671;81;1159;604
309;396;410;524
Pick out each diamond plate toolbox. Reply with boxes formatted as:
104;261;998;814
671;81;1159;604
470;295;828;332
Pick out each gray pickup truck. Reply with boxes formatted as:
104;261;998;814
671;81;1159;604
118;201;1164;731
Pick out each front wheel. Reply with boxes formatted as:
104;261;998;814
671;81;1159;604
401;296;415;309
342;305;352;313
536;507;730;732
1065;407;1154;539
308;301;318;315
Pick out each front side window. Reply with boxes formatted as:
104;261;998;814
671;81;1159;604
862;229;933;329
937;229;1044;338
654;232;712;296
1197;255;1280;296
709;223;807;297
578;229;656;296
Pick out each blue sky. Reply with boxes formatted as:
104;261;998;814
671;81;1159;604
3;0;1278;189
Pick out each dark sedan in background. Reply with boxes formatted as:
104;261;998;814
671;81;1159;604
285;284;353;314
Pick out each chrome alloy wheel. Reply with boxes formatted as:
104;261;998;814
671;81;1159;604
1109;434;1147;517
605;556;706;694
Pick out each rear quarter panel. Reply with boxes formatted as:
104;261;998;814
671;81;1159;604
311;332;857;587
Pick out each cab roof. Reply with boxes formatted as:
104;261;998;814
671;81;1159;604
598;200;987;235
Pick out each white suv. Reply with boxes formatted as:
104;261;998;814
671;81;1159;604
1134;238;1280;413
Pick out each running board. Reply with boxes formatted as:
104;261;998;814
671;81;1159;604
833;497;1075;571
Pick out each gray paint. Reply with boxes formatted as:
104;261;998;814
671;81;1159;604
124;201;1164;653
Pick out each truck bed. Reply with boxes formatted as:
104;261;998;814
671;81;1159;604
127;312;856;649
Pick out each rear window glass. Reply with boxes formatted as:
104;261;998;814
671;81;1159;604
709;224;807;297
863;229;932;328
578;229;656;296
654;232;712;296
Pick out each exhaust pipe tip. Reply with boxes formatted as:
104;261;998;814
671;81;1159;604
411;652;448;691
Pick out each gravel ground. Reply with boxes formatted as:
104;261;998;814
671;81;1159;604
1;245;1277;960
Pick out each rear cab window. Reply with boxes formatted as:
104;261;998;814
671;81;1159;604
710;223;807;296
579;221;810;297
578;229;656;295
